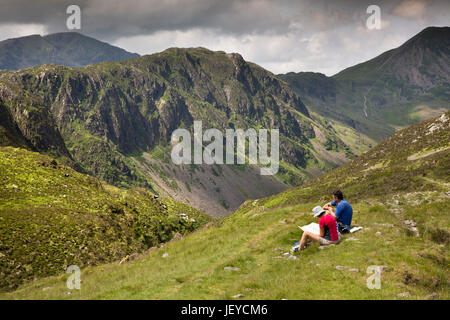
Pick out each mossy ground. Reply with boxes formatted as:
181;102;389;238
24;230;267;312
0;147;210;291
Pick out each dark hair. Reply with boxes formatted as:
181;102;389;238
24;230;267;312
333;190;344;200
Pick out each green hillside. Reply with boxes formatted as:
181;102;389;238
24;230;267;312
0;146;210;291
3;112;448;300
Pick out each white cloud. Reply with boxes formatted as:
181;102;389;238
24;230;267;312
393;0;427;19
1;1;448;77
113;28;322;74
0;23;47;41
111;20;429;76
305;33;327;54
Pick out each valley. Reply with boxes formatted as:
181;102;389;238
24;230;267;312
0;47;365;216
0;26;448;299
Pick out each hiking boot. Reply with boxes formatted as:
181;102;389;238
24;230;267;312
291;241;300;253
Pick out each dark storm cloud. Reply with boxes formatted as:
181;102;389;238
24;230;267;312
1;0;446;41
0;0;294;40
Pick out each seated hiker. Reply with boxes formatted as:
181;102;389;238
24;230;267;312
298;206;340;251
323;190;353;233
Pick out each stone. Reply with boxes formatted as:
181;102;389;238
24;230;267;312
129;253;139;261
171;232;183;241
319;244;336;249
335;265;348;271
426;293;439;300
404;220;417;227
397;292;410;297
224;266;240;271
373;223;394;227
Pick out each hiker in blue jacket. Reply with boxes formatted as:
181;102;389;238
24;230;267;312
323;190;353;233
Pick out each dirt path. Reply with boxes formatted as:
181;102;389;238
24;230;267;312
407;146;450;161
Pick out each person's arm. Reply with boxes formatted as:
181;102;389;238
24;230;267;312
330;204;342;221
327;208;338;220
322;203;331;210
319;226;325;237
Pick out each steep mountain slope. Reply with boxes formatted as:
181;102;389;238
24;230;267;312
0;47;363;216
279;27;450;140
0;146;210;291
4;112;448;300
0;32;139;70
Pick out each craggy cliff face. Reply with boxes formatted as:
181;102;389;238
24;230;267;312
0;47;355;215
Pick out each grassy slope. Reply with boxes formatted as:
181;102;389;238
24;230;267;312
1;113;448;300
0;147;210;291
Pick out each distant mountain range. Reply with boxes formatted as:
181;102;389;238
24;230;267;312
279;27;450;141
0;32;139;70
0;47;364;216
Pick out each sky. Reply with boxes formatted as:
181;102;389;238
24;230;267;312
0;0;449;75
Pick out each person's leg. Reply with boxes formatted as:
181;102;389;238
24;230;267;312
299;232;309;250
317;237;333;245
339;224;351;234
299;231;322;250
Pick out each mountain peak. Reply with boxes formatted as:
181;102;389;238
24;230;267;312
0;32;139;70
399;26;450;51
413;26;450;38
